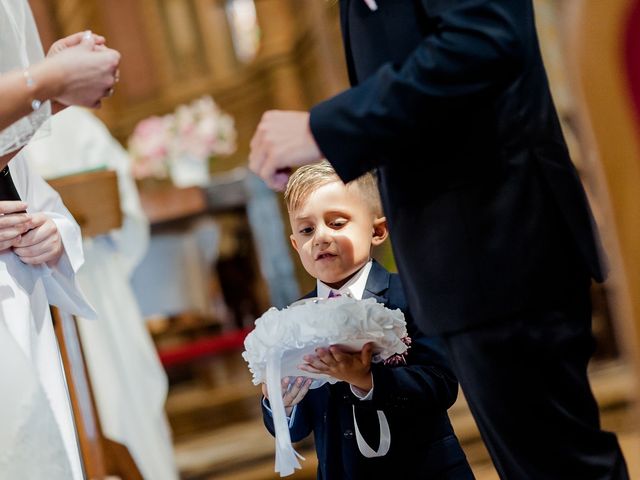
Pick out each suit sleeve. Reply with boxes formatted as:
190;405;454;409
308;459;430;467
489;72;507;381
309;0;527;182
356;287;459;412
366;331;459;412
261;395;314;443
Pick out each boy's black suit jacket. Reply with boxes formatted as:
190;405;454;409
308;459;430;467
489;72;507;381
309;0;603;334
262;262;472;479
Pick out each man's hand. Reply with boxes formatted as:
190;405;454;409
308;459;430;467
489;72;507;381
13;213;63;265
0;201;31;252
300;343;374;393
262;376;313;416
249;110;323;191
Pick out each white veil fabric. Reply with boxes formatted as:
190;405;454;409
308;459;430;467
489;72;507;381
0;0;51;156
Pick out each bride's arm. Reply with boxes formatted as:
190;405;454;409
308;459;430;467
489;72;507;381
0;36;120;132
0;67;58;132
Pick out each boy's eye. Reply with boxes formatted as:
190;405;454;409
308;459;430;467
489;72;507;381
330;220;347;229
299;226;314;235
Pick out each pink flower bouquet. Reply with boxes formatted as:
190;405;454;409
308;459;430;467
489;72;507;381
128;96;237;186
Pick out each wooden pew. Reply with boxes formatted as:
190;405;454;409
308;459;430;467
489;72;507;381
48;170;143;480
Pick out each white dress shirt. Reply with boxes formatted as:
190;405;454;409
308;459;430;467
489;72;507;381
316;260;373;302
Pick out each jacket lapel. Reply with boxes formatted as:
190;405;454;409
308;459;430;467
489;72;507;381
362;260;390;304
302;287;318;300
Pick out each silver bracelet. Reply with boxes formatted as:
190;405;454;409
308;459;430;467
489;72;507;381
23;69;43;111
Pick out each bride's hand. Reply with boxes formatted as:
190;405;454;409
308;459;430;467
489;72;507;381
262;376;313;416
45;35;121;108
47;31;106;57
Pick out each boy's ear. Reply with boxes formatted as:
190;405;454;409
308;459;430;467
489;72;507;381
290;234;299;252
371;216;388;246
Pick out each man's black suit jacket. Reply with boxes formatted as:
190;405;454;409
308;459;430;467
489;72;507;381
310;0;603;334
262;261;470;479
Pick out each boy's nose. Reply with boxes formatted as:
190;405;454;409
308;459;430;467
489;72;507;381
313;226;332;246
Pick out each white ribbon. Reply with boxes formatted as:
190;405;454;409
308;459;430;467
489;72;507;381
266;350;305;476
352;405;391;458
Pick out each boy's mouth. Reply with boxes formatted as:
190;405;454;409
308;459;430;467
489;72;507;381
315;252;337;261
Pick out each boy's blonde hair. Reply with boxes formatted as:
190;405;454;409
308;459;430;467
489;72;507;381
284;160;382;216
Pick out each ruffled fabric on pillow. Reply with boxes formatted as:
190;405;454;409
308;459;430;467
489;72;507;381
242;296;408;477
243;296;408;385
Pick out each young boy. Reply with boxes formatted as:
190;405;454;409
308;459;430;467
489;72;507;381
261;161;473;479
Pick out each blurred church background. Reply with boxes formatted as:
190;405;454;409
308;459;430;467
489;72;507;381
25;0;640;478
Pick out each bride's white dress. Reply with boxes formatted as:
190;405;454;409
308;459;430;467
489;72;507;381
0;0;94;478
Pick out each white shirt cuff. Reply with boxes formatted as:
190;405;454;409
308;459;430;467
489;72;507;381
350;376;374;401
262;397;297;427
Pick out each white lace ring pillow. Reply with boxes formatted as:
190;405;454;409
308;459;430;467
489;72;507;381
242;296;409;476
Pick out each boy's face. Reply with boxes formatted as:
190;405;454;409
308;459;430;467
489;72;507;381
289;180;387;289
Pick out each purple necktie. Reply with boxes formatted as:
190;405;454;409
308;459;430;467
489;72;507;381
328;290;342;298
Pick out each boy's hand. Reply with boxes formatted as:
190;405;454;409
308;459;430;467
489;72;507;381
300;343;374;393
0;201;31;252
13;213;63;265
262;376;313;416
